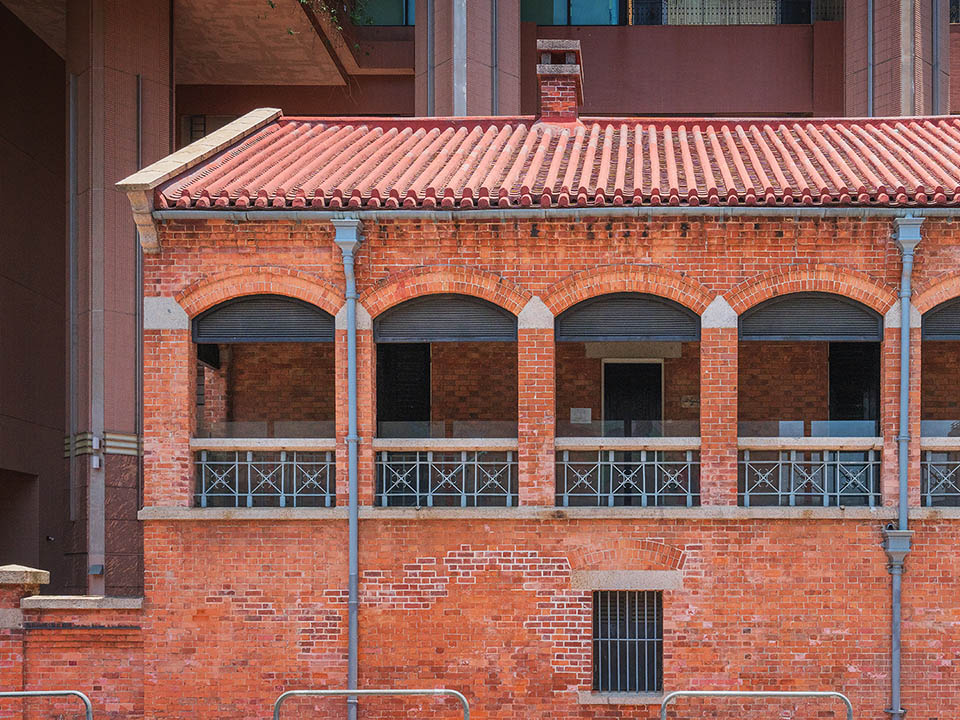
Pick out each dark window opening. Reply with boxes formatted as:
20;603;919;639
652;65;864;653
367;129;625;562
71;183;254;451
829;341;880;436
951;0;959;23
603;361;663;437
377;343;431;428
522;0;837;25
593;590;663;693
358;0;415;25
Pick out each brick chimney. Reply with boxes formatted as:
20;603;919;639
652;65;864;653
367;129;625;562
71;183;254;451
536;39;583;123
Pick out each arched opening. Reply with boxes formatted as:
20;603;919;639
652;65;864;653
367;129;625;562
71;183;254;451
554;293;701;507
192;295;336;508
737;292;882;507
374;294;519;507
920;297;960;506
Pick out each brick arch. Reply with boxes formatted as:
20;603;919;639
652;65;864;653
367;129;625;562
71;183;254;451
914;274;960;314
542;264;713;315
361;265;531;317
568;539;686;572
726;265;897;315
176;267;345;318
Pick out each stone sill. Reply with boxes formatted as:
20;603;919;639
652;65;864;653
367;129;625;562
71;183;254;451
372;438;518;452
577;691;663;706
909;507;960;520
190;437;336;452
738;437;883;451
556;437;700;451
20;596;143;610
139;506;898;521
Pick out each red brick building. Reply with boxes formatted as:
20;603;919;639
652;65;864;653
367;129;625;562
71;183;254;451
3;36;960;720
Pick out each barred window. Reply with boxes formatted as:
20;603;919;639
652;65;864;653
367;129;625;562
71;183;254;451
593;591;663;693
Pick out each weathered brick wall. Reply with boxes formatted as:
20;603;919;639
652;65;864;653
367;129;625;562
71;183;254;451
921;340;960;421
198;357;228;434
555;341;700;430
738;341;830;426
228;342;336;423
429;342;518;424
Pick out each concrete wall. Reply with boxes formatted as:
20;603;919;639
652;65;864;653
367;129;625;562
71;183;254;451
523;22;844;116
0;5;67;582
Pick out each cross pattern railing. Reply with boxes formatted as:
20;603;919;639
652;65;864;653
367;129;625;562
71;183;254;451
921;450;960;507
556;449;700;507
376;450;517;507
739;449;880;507
195;450;335;507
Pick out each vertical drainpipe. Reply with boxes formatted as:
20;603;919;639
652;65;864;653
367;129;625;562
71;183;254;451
333;217;363;720
69;74;79;522
883;215;923;720
932;0;941;114
427;0;435;116
136;74;144;509
867;0;875;115
453;0;468;116
491;0;499;115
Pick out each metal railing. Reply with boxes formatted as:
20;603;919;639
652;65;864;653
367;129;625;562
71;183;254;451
556;446;700;507
195;449;335;508
739;448;881;507
660;690;853;720
0;691;93;720
376;448;517;507
921;450;960;507
274;688;469;720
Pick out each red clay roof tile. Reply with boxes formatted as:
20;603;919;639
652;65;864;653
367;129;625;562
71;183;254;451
156;114;960;210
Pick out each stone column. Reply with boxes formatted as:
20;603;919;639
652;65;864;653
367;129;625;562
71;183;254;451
517;297;555;506
699;297;739;506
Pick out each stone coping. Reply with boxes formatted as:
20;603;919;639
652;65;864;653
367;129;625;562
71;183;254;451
139;506;898;521
20;596;143;610
909;507;960;520
577;692;664;706
371;438;518;452
190;437;336;452
919;437;960;450
0;565;49;586
556;437;700;451
738;437;883;451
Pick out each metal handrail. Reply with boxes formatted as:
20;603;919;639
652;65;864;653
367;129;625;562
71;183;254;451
273;688;470;720
660;690;853;720
0;690;93;720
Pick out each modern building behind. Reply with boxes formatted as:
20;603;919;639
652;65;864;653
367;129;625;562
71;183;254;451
0;0;955;597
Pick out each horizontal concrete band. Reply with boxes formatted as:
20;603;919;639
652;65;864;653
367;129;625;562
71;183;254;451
570;570;683;590
577;692;664;706
190;437;336;452
138;506;900;521
19;596;143;610
64;431;142;457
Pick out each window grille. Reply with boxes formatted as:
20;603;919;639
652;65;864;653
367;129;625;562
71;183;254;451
593;591;663;693
921;451;960;507
376;451;518;507
738;449;881;506
556;450;700;507
195;450;335;507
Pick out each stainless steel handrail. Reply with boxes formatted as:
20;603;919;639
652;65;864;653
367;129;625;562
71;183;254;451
0;690;93;720
660;690;853;720
273;688;470;720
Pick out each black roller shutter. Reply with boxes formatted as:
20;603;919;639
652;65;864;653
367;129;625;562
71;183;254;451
922;297;960;340
555;293;700;342
374;294;517;343
739;293;882;341
192;295;335;343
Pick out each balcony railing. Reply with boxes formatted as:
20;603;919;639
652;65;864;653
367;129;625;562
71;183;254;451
555;438;701;507
738;438;882;507
920;438;960;507
374;439;518;507
192;438;336;508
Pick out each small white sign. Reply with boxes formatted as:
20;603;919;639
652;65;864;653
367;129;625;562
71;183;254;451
570;407;592;424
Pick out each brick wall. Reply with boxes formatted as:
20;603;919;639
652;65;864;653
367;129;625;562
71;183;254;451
921;340;960;421
227;342;335;423
555;342;700;429
429;342;518;423
738;341;830;426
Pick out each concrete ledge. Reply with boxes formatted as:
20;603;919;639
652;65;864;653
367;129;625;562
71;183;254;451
570;570;682;590
21;596;143;610
190;437;337;452
139;505;897;521
556;437;700;451
738;437;883;451
919;437;960;450
0;608;23;629
0;565;50;586
910;507;960;520
372;438;518;452
577;692;663;706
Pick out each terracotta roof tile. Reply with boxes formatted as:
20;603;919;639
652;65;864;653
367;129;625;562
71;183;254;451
156;114;960;210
